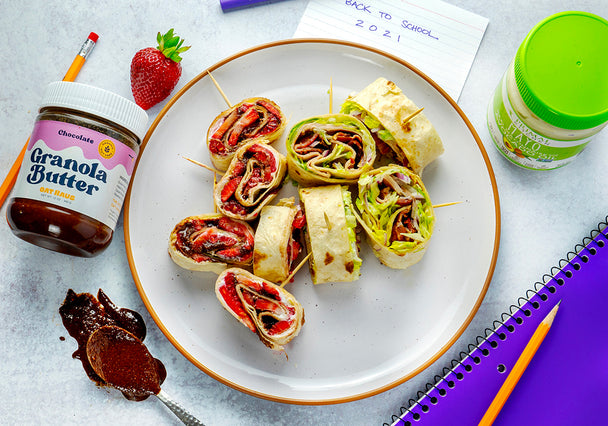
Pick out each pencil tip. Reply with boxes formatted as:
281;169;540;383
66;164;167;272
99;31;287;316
543;301;561;326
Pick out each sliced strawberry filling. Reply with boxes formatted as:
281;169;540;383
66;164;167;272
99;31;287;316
208;100;283;155
220;176;242;202
286;207;306;278
217;143;280;216
219;273;255;332
191;227;238;251
267;319;292;336
175;217;253;264
227;107;260;146
218;272;297;337
210;110;239;145
216;269;304;351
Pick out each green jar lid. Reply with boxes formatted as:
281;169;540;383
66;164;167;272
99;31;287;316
514;11;608;130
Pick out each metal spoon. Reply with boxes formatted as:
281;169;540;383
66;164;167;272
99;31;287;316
156;389;204;425
87;325;204;425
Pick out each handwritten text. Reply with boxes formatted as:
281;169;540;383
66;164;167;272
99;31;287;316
346;0;440;41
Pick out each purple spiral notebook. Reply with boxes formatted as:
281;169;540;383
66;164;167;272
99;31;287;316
386;218;608;426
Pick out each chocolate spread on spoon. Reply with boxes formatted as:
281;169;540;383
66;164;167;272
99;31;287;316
59;289;166;400
87;325;162;399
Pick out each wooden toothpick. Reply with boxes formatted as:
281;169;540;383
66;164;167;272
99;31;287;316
401;107;425;125
182;156;220;211
324;211;332;230
213;171;218;213
207;70;232;107
281;253;312;287
329;77;333;114
432;201;462;208
182;156;223;175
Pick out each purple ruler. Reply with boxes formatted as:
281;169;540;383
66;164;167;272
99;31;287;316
387;218;608;426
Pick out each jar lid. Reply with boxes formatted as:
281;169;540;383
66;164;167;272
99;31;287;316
40;81;149;140
514;11;608;130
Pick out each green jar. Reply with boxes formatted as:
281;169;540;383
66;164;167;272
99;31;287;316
488;11;608;170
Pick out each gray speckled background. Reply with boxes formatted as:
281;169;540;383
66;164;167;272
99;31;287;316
1;1;607;425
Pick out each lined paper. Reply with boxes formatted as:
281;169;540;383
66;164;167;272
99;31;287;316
293;0;488;101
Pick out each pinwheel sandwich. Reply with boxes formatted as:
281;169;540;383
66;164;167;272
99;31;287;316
355;165;435;269
298;184;361;284
215;268;305;351
285;113;376;186
214;140;287;222
207;97;286;171
341;77;444;175
253;198;306;284
169;214;255;274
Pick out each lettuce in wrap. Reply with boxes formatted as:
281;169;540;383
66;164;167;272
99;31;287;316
341;77;444;175
355;165;434;269
286;113;375;186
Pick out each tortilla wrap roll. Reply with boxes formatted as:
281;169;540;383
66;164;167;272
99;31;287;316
253;198;306;283
207;97;286;171
355;165;435;269
341;77;444;175
285;113;376;186
299;185;361;284
215;268;305;351
214;140;287;221
169;214;255;274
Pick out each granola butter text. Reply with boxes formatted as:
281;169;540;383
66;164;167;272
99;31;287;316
26;147;107;195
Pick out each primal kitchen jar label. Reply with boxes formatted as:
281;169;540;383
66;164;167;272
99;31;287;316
487;76;592;170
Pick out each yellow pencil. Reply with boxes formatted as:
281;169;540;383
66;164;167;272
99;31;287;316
478;301;561;426
63;32;98;81
0;32;98;208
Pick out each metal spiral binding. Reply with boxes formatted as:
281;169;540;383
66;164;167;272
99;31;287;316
383;216;608;426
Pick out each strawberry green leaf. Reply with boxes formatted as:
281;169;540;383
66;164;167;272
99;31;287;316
155;28;190;62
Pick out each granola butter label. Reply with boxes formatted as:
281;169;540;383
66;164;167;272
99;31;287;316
13;119;137;230
487;76;592;170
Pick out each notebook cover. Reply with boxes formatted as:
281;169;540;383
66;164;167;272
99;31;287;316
388;220;608;426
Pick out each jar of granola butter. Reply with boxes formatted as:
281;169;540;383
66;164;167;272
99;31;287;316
488;11;608;169
7;81;148;257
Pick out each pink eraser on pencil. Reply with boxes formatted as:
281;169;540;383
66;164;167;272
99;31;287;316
88;32;99;43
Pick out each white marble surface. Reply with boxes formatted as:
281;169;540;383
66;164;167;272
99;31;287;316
1;1;607;425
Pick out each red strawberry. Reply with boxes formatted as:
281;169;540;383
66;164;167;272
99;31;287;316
220;177;242;202
130;29;190;110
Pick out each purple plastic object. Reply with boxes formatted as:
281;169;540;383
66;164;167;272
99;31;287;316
220;0;286;12
388;220;608;426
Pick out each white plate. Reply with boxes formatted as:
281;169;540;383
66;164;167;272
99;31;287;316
125;39;500;404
